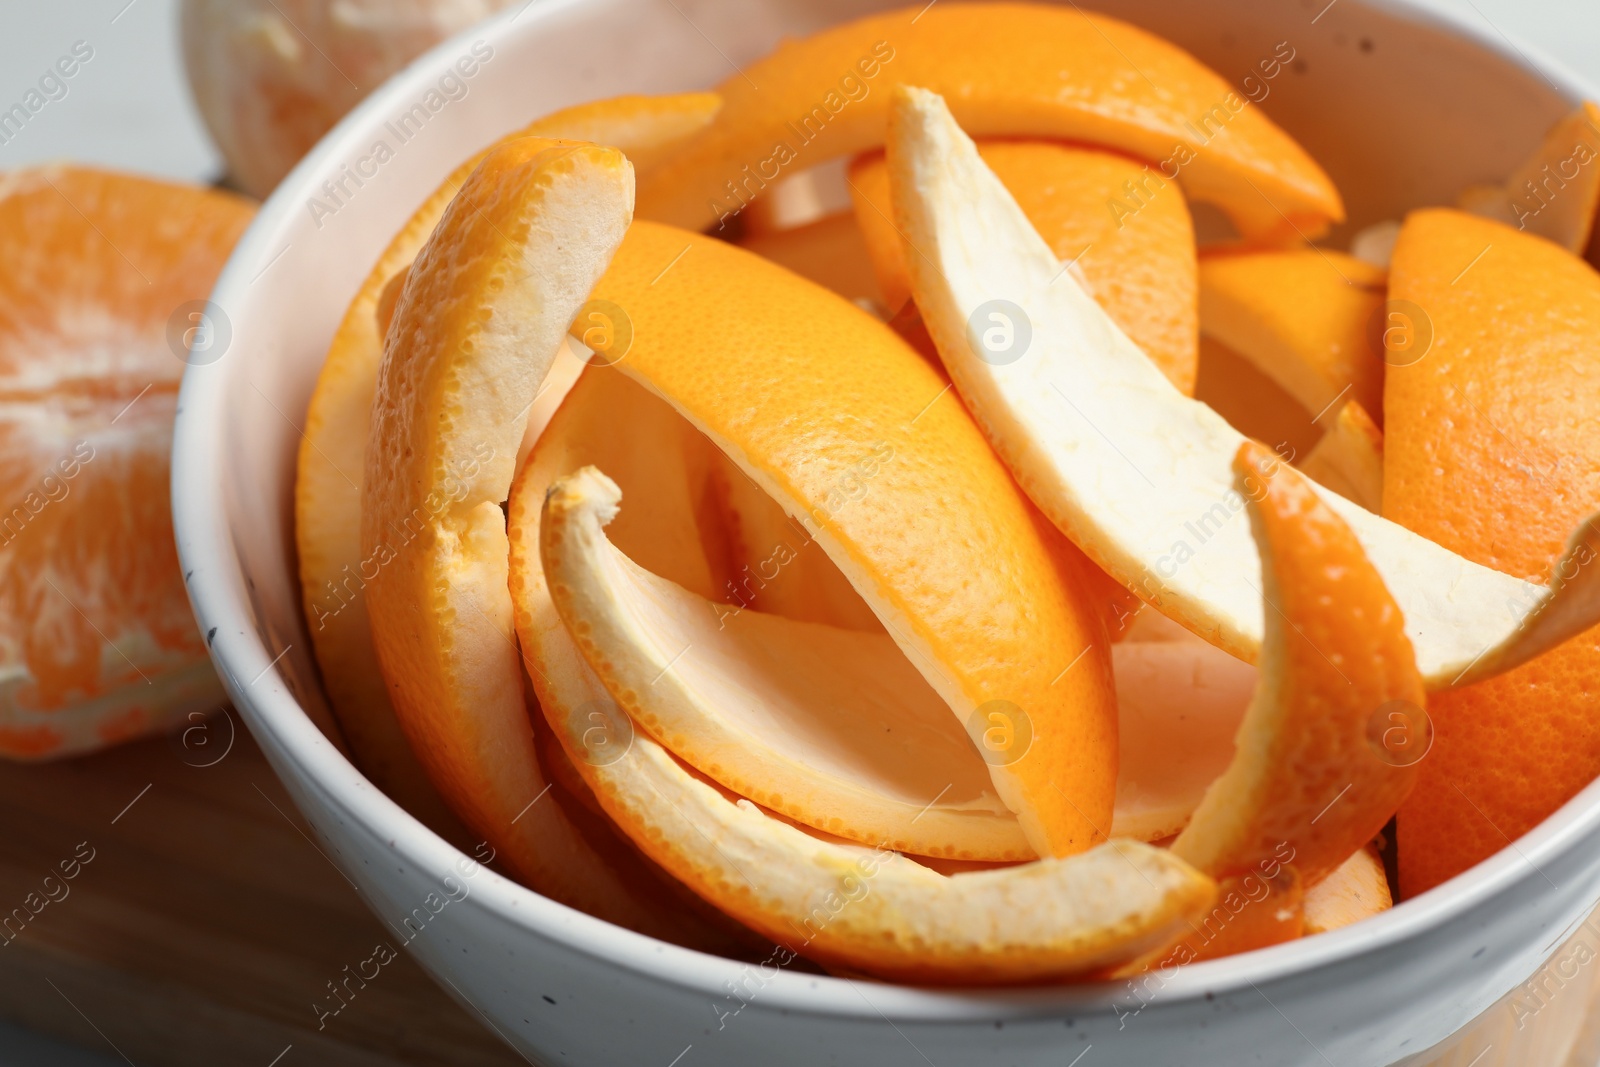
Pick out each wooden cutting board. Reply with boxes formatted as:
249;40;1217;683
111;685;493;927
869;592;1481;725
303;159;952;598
0;714;525;1067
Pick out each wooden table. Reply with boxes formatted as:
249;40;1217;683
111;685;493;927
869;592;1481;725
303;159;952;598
0;714;524;1066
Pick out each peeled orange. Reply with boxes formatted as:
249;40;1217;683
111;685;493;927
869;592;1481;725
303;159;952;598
0;166;251;759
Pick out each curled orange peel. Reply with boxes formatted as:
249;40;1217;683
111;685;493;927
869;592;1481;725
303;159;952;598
570;218;1120;859
848;141;1199;393
296;92;718;816
1172;442;1427;889
517;465;1214;984
887;84;1600;692
358;135;746;952
636;3;1342;242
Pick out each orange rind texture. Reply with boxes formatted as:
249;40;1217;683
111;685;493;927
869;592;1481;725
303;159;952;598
1172;443;1426;890
1388;208;1600;896
636;3;1343;242
360;134;704;939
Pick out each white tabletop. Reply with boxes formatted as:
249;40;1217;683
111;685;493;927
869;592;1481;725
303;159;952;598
0;0;1596;1064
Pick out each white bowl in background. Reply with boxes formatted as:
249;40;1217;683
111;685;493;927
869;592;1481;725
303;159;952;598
171;1;1600;1063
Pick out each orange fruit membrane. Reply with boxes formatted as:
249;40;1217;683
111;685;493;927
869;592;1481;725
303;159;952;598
1388;209;1600;895
636;3;1343;242
0;166;253;759
888;86;1600;690
849;141;1199;394
297;93;718;827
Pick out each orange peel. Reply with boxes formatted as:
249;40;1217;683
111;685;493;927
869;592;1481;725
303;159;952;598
1299;401;1383;513
1388;208;1600;895
360;133;711;940
1172;442;1427;889
887;85;1600;691
1197;248;1386;425
520;465;1214;984
849;141;1198;393
736;211;885;308
572;217;1119;859
526;463;1031;860
1109;640;1254;843
296;92;717;819
636;3;1343;242
1303;846;1391;936
1456;102;1600;254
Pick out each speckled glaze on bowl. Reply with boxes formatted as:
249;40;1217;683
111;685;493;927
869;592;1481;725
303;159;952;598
172;1;1600;1063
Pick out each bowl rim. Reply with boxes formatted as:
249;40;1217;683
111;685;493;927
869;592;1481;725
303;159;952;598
172;0;1600;1024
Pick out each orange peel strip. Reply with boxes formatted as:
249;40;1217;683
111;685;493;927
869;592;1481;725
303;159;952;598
1303;846;1391;936
1172;442;1426;889
574;217;1119;859
523;463;1030;860
360;135;706;940
635;2;1342;242
888;85;1600;691
1110;640;1254;843
1299;401;1383;514
1456;102;1600;254
1197;248;1386;425
296;92;718;813
522;466;1214;985
1388;208;1600;895
849;142;1198;393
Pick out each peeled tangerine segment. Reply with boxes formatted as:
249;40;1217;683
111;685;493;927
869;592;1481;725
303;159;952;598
1197;248;1387;427
636;3;1342;242
887;85;1600;692
527;467;1214;984
577;217;1119;860
1456;101;1600;254
296;92;718;825
848;142;1198;394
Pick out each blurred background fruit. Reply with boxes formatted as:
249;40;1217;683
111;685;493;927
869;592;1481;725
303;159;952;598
180;0;517;197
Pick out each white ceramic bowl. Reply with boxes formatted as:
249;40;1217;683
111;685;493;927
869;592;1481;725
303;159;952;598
172;1;1600;1063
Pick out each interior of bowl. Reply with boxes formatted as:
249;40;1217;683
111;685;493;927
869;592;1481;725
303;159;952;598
172;0;1600;1016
